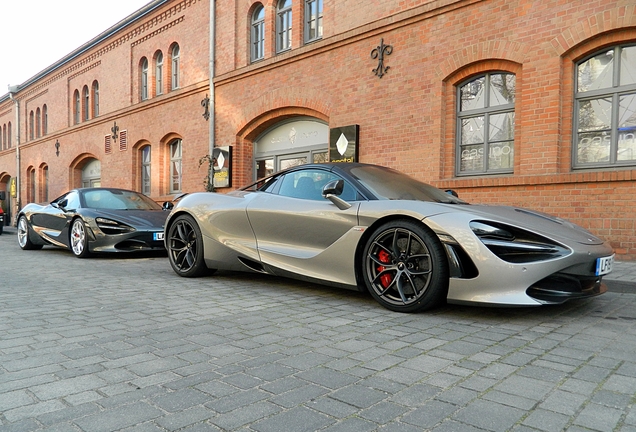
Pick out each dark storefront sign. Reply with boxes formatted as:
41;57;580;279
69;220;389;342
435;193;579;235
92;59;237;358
329;125;359;163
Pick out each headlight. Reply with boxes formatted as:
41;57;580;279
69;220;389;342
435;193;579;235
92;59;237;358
95;217;135;234
470;221;570;263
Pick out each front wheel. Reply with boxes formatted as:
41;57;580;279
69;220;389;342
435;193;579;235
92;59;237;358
167;214;212;277
70;218;91;258
17;215;43;250
362;220;448;313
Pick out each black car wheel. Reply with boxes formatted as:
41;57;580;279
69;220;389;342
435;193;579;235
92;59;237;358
17;215;43;250
70;218;91;258
362;220;448;313
167;214;212;277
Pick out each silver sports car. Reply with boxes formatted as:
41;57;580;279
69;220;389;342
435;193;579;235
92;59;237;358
164;163;614;313
18;188;168;258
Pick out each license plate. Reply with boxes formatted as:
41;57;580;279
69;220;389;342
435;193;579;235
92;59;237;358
595;254;614;276
153;232;164;241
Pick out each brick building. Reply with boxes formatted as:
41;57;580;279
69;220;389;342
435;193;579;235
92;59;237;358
2;0;636;260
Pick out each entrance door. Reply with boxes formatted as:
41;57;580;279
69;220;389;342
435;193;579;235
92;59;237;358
82;159;101;187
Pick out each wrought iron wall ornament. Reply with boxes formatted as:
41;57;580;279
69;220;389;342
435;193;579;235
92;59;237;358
111;121;119;141
201;94;210;121
371;38;393;78
55;140;60;157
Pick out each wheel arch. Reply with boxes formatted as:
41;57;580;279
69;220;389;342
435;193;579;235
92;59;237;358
354;214;445;291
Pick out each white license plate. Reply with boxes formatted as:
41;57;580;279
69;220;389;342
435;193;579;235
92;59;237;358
595;254;614;276
153;232;164;241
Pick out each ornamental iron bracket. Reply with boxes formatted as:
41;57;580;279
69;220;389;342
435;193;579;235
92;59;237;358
111;121;119;141
371;38;393;78
201;94;210;121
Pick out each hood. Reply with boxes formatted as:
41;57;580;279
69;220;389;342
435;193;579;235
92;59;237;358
459;204;605;246
89;209;169;229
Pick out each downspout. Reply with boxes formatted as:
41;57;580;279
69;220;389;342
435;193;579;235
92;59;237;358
209;0;216;158
8;86;20;225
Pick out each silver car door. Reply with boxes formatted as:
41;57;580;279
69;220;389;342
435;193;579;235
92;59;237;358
246;170;362;286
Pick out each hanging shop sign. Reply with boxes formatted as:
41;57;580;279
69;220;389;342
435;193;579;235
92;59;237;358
329;125;359;163
10;178;17;198
213;146;232;188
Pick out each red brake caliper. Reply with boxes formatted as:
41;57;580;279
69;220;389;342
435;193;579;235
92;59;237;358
377;249;393;288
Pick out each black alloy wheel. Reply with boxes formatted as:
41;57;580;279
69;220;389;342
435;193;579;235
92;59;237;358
362;220;448;312
167;214;211;277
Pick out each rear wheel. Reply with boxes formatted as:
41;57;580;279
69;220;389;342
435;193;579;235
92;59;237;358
167;214;211;277
70;218;91;258
17;215;43;250
362;220;448;313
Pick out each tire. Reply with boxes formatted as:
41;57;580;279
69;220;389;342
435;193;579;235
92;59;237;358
167;214;211;277
0;225;3;235
362;220;448;313
70;218;91;258
17;215;43;250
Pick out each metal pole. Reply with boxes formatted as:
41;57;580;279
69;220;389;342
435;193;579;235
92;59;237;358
8;87;20;225
209;0;215;159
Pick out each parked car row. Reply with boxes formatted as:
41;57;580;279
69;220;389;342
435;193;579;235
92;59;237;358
15;163;614;313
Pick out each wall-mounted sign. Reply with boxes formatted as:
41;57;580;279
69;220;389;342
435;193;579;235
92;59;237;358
9;178;17;198
329;125;359;163
213;146;232;188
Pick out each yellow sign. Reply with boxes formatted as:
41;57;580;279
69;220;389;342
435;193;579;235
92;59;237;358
10;178;16;198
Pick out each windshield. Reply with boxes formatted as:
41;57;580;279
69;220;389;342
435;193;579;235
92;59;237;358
349;165;467;204
82;189;162;210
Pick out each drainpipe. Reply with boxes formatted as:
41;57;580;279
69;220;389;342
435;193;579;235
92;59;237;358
8;85;20;225
209;0;216;157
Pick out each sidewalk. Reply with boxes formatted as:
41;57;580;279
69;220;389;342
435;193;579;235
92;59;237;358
2;224;634;293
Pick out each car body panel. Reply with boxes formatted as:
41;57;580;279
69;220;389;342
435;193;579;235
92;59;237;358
164;163;613;308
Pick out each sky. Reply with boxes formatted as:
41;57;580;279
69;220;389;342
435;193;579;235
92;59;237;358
0;0;153;93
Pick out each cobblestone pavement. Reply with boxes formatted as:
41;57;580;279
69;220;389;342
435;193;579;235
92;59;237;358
1;231;636;432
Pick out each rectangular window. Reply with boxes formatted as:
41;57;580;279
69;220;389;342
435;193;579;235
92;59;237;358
304;0;323;43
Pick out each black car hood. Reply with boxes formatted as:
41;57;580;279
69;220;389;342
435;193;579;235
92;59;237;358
87;209;168;229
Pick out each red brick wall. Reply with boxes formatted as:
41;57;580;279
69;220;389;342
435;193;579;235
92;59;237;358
213;0;636;259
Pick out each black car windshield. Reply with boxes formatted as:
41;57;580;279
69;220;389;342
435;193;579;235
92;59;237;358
349;165;467;204
82;189;162;210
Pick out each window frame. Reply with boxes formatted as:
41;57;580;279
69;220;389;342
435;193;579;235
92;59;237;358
82;85;90;121
455;71;516;176
141;57;149;101
169;139;182;193
276;0;292;53
155;51;164;96
42;105;48;135
92;81;99;117
141;145;151;195
251;4;265;62
29;111;34;141
171;44;180;90
304;0;323;44
74;90;81;125
573;44;636;169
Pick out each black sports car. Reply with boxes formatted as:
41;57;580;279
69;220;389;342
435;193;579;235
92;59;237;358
17;188;168;257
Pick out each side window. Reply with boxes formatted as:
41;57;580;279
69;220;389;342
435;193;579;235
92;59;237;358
59;191;81;209
277;170;359;201
457;72;515;175
574;45;636;167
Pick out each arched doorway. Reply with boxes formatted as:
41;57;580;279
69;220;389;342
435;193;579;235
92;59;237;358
82;159;101;187
0;174;11;226
253;117;328;179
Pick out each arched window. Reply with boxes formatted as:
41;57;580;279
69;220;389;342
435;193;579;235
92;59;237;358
141;57;149;101
169;139;182;193
27;167;36;203
29;111;34;140
171;44;180;90
83;86;90;121
574;44;636;167
277;0;292;53
92;81;100;117
251;5;265;62
141;145;151;195
7;122;11;148
40;164;49;202
36;108;41;138
1;124;4;150
42;105;48;135
304;0;323;43
74;90;81;124
155;51;164;96
457;72;516;175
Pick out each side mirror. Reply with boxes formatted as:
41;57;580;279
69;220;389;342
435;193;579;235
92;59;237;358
162;201;174;211
322;179;351;210
322;179;344;197
445;189;459;198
